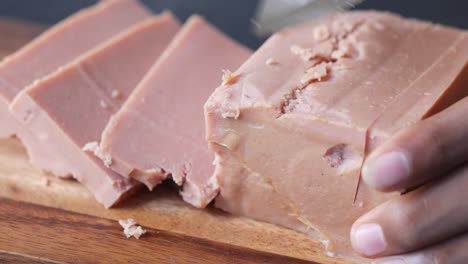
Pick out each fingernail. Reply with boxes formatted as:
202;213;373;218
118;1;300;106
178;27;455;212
373;259;406;264
362;151;411;189
352;223;387;256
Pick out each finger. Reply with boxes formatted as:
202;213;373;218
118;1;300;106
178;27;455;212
351;165;468;257
372;232;468;264
362;96;468;192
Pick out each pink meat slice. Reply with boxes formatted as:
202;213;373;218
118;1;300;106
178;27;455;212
99;16;251;208
204;11;468;262
0;0;152;139
10;13;181;207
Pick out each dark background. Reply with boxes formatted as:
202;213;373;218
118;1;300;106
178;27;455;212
0;0;466;49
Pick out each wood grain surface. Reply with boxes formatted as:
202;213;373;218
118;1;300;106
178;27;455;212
0;197;314;264
0;18;350;264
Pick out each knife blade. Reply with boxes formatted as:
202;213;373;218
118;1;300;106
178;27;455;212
253;0;363;36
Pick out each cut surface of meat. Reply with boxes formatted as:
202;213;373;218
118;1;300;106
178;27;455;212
99;16;252;208
10;13;181;207
0;0;152;138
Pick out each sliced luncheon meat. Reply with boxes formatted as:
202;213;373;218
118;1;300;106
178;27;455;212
10;13;181;207
204;11;468;262
99;16;251;208
0;0;152;139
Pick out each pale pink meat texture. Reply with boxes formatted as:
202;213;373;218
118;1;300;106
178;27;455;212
205;11;468;262
10;13;181;207
99;16;251;208
0;0;152;139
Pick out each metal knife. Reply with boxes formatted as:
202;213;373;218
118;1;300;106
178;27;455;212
254;0;364;36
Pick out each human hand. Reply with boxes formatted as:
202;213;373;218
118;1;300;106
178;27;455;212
350;96;468;263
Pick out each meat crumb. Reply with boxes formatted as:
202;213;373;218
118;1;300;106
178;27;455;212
314;25;330;41
118;218;147;239
331;41;357;59
291;43;333;62
111;90;120;99
222;70;240;86
119;218;137;229
265;58;279;66
221;108;240;119
290;45;314;61
82;141;112;167
300;62;330;85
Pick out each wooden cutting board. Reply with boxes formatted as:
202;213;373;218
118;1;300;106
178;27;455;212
0;18;350;264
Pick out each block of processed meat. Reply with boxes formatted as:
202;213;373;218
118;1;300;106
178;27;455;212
204;11;468;262
10;13;181;207
98;16;252;208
